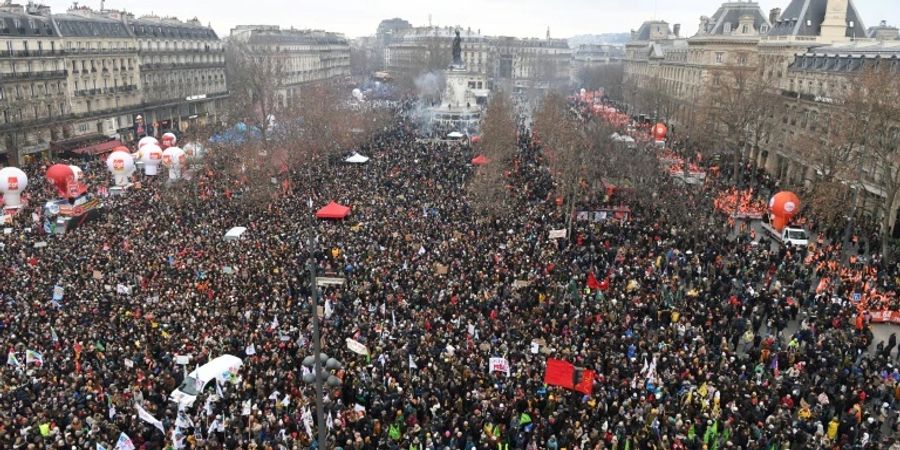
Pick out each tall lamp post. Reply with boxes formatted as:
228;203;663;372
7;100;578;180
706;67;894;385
301;262;343;449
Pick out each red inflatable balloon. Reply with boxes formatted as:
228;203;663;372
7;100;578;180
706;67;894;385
768;191;801;231
46;164;74;197
652;123;667;141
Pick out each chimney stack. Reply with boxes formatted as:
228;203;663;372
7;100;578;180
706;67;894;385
769;8;781;26
673;23;681;37
820;0;849;42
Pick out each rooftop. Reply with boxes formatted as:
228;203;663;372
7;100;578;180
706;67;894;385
694;1;770;37
767;0;866;39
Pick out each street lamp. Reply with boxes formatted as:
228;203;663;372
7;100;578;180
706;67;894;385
300;271;343;450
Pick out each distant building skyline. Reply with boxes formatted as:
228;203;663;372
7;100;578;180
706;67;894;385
30;0;899;40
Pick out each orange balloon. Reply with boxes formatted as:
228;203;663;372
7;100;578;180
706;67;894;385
653;123;667;141
768;191;801;230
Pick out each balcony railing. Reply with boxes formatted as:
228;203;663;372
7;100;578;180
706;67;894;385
0;49;69;58
73;85;138;97
140;62;225;71
0;70;68;81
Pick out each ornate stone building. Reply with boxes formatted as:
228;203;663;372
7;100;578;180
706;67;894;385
131;15;226;137
486;33;572;94
622;0;900;230
229;25;350;106
623;2;771;127
383;25;571;95
0;2;67;164
0;2;226;165
52;6;142;151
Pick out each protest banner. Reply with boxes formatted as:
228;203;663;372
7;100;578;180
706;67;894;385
346;338;369;355
488;357;511;376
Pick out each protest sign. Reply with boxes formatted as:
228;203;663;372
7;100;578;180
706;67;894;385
489;357;511;376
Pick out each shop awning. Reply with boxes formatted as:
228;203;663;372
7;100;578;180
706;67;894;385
72;140;125;155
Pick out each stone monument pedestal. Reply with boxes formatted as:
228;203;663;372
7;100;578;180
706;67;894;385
427;64;487;133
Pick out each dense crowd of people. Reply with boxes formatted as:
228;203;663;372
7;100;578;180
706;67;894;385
1;100;899;450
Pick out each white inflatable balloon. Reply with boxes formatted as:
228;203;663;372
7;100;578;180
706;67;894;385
106;151;136;186
68;165;83;183
162;146;186;180
138;136;159;149
140;144;163;176
161;132;177;148
0;166;28;208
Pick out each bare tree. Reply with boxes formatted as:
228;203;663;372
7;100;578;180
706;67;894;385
225;40;287;146
705;64;778;185
533;91;600;236
575;63;624;100
469;90;518;218
844;65;900;260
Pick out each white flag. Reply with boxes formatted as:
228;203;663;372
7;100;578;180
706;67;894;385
408;354;418;370
115;284;132;296
270;315;279;330
175;411;194;429
172;428;186;450
326;411;334;429
215;377;224;398
6;351;20;367
114;432;135;450
135;404;165;434
324;298;334;318
281;394;290;407
301;407;314;439
245;343;256;356
241;400;252;416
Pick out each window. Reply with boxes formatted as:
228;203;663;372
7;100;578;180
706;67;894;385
715;52;724;64
723;22;731;33
742;24;749;34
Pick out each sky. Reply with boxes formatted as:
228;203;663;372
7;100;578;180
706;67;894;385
39;0;900;39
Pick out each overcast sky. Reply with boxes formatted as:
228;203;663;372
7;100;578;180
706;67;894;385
43;0;899;39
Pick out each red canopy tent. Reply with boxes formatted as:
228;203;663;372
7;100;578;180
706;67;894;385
315;201;351;220
471;155;490;166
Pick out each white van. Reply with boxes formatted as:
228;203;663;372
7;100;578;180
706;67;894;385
169;354;243;408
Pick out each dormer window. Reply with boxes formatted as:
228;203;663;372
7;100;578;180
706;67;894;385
723;22;731;33
760;24;769;33
742;24;749;33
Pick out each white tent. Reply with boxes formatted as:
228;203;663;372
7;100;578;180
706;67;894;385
446;131;464;139
224;226;247;242
344;152;370;164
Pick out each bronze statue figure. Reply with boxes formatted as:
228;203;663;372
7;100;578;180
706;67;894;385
452;30;462;66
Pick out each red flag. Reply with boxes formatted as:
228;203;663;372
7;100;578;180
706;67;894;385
586;272;601;291
598;277;609;291
544;359;574;389
574;369;596;395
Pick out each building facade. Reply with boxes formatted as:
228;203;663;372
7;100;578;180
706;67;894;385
571;44;624;75
0;2;226;165
623;2;771;127
623;0;900;230
383;25;572;94
229;25;350;106
131;15;227;137
0;2;67;164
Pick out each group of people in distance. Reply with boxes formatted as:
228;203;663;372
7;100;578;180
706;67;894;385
0;99;898;450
